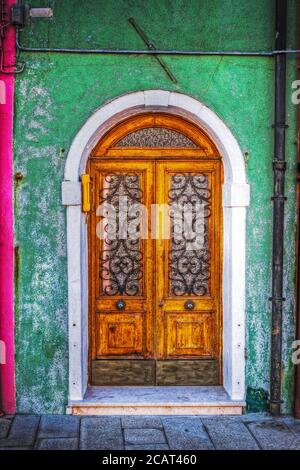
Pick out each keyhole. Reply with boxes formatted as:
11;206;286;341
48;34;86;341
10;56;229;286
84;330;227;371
184;300;195;310
116;300;126;310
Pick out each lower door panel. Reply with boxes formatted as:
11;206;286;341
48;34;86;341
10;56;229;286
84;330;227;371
92;359;219;386
92;360;156;385
156;360;219;385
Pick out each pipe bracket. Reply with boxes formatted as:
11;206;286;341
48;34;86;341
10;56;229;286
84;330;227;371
272;123;289;129
272;160;287;171
270;195;287;201
269;296;286;301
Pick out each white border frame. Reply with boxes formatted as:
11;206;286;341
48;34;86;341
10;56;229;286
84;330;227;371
62;90;250;402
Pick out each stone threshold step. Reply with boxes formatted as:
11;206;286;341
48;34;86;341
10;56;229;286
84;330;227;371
67;386;245;416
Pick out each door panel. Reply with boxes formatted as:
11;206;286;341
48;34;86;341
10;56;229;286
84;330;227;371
156;360;219;385
96;313;144;356
92;360;156;385
89;156;222;385
166;312;214;357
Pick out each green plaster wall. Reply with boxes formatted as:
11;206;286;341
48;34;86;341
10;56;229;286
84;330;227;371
13;0;298;413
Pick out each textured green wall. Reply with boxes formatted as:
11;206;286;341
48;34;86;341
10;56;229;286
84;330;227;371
14;0;297;413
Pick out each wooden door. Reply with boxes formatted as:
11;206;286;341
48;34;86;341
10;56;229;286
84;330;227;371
155;160;222;384
89;160;156;384
88;114;222;386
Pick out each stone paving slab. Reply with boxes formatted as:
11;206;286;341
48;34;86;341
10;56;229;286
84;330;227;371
246;420;300;450
162;417;214;450
80;416;123;450
38;415;80;438
281;416;300;438
288;422;300;439
201;417;259;450
36;438;78;450
124;428;166;445
122;416;163;429
0;415;40;448
0;419;11;439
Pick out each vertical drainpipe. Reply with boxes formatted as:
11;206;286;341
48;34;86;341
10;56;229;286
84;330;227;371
270;0;288;416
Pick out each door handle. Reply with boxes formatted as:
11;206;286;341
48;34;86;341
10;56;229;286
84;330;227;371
158;300;164;308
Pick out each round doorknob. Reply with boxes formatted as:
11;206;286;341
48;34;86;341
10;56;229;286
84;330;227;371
116;300;126;310
184;300;195;310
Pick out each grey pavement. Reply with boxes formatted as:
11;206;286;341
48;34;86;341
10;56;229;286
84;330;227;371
0;413;300;450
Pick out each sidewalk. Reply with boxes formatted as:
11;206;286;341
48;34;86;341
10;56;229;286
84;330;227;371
0;413;300;450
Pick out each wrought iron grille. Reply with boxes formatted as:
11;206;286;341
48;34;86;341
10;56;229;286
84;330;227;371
115;127;197;147
169;173;211;296
99;173;143;296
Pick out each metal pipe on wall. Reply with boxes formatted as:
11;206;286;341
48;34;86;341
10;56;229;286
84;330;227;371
270;0;288;416
14;28;300;58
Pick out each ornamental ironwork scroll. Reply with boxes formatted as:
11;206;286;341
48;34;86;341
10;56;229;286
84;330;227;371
169;173;211;296
99;173;143;296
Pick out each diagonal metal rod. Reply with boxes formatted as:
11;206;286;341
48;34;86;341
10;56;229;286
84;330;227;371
128;17;177;84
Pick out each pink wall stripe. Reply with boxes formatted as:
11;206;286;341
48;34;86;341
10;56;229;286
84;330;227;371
0;0;16;414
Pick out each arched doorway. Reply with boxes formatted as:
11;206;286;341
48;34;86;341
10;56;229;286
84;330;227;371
87;113;223;386
63;90;249;404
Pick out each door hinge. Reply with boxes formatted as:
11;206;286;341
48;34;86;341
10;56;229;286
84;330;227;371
81;174;91;213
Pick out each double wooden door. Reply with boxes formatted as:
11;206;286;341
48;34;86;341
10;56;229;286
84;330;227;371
88;156;222;386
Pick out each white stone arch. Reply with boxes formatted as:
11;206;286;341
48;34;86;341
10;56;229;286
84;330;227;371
62;90;250;403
